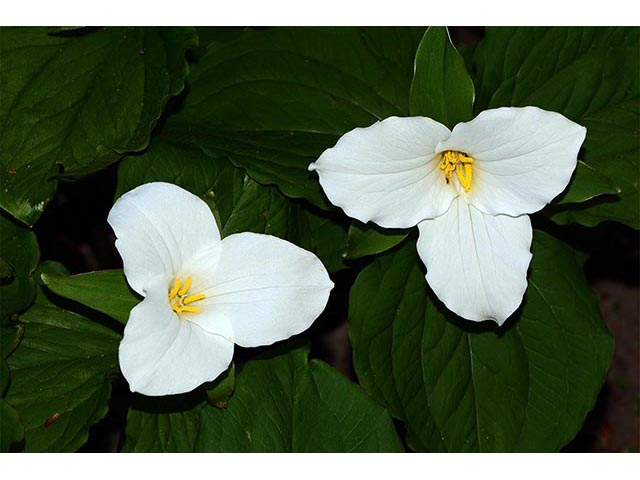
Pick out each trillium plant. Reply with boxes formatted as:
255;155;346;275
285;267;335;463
108;182;333;395
310;107;586;323
1;26;633;453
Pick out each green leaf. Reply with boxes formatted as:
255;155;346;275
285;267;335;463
34;261;70;308
124;344;403;452
0;26;197;225
555;160;621;204
0;399;24;452
198;346;403;452
0;322;24;359
206;363;236;409
349;231;613;452
164;27;425;209
117;138;348;271
1;356;24;452
473;27;640;228
345;221;409;260
123;393;204;452
1;356;10;396
41;270;140;324
304;211;349;273
219;176;310;244
115;138;248;233
115;140;240;202
0;257;14;281
409;26;475;127
117;140;298;239
192;27;250;59
0;213;39;323
5;302;120;452
550;100;639;227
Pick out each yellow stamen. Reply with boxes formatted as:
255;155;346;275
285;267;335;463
178;276;191;296
438;150;474;192
168;276;205;316
180;305;202;314
183;293;205;304
168;278;181;300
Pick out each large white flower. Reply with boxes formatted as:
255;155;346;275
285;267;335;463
107;182;333;396
309;107;585;325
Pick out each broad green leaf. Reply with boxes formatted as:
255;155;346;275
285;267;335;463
0;399;24;452
220;184;349;272
1;356;10;395
0;257;13;280
197;346;403;452
0;27;197;225
192;27;250;59
34;261;70;308
1;356;24;452
124;344;403;452
555;160;621;204
549;100;639;227
115;140;239;201
0;322;24;358
41;270;140;324
457;42;477;79
115;139;246;227
345;221;409;260
164;27;425;209
409;26;475;127
473;27;640;228
116;140;297;239
349;231;613;452
123;392;204;452
116;138;348;270
0;239;59;349
219;176;311;244
0;214;39;323
304;211;349;273
5;302;120;452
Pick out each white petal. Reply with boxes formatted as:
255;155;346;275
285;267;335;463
416;198;533;324
119;276;234;396
107;182;221;296
436;107;586;216
309;116;455;228
183;232;333;348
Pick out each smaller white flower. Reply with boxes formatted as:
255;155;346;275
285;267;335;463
108;182;333;396
309;107;586;325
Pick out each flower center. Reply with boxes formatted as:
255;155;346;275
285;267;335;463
438;150;474;192
168;276;205;315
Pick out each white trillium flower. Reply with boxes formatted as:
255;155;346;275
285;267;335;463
108;182;333;396
309;107;586;325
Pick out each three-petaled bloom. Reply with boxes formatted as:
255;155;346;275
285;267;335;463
108;182;333;396
310;107;586;324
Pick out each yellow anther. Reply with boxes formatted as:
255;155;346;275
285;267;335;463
180;305;202;314
439;150;474;192
168;276;205;316
183;293;205;305
178;276;191;296
438;151;456;184
168;278;181;300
